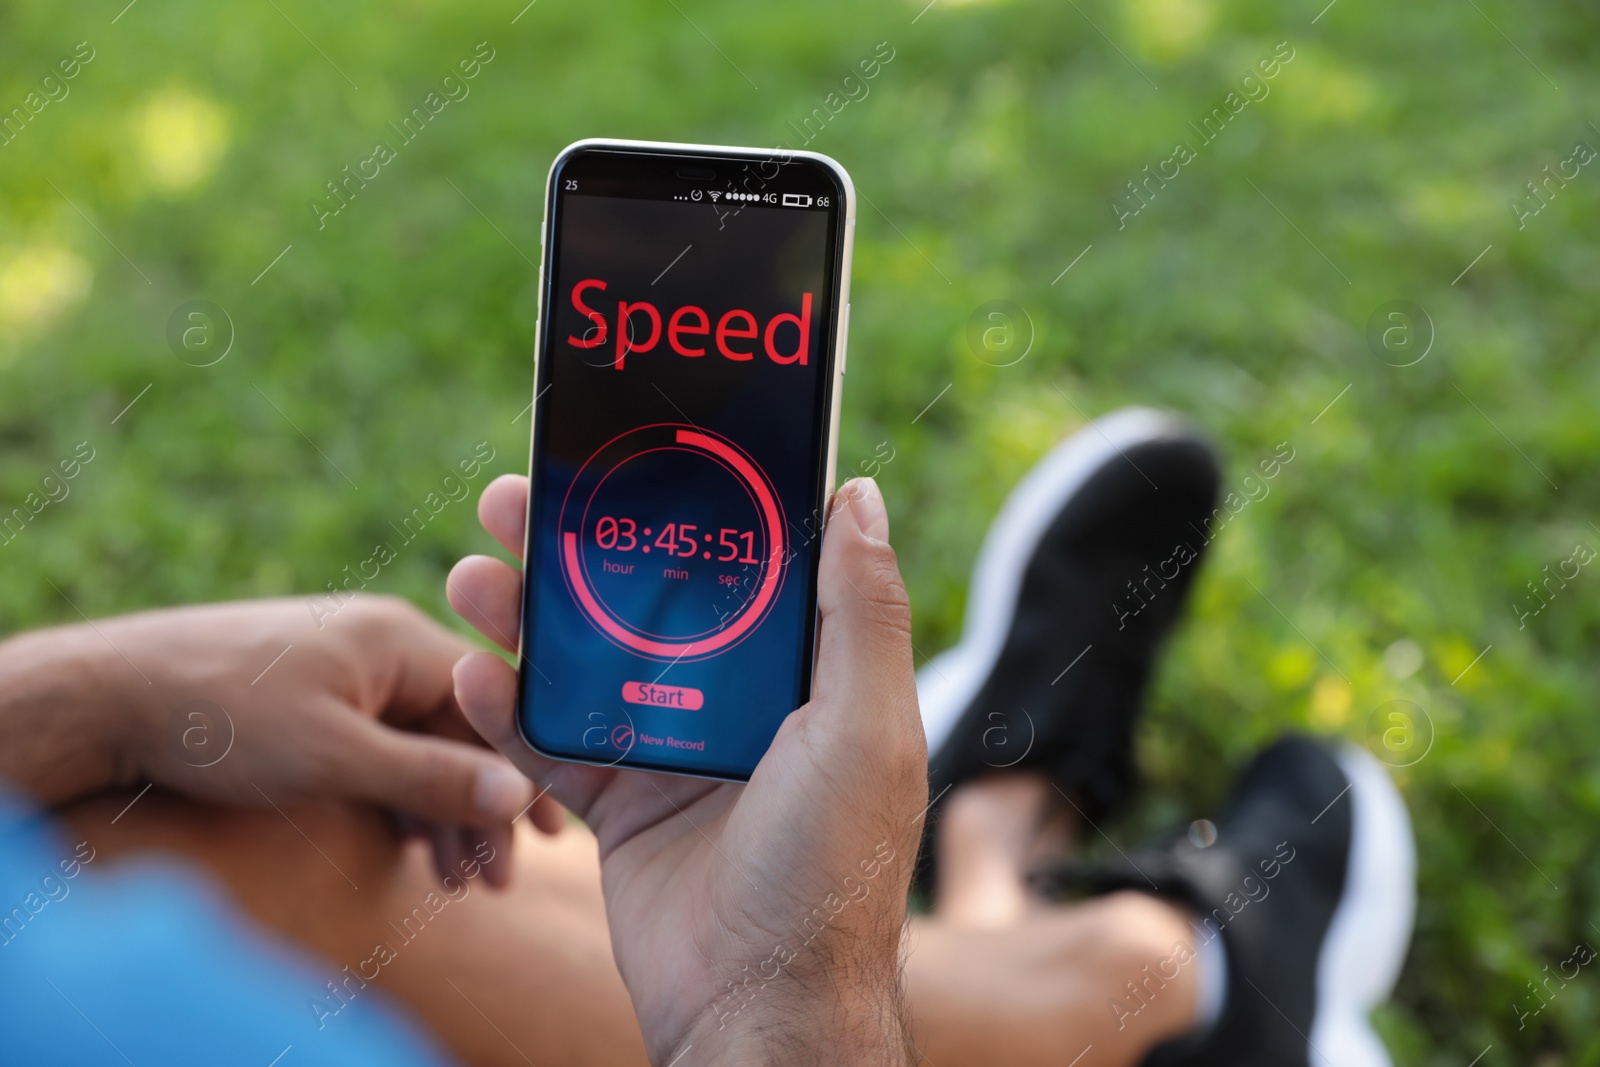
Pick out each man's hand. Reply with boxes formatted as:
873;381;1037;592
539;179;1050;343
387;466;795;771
449;474;927;1065
0;595;564;885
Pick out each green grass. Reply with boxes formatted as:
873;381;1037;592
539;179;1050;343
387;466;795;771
3;0;1599;1060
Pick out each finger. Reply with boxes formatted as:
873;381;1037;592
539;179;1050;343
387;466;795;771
406;699;487;748
344;595;475;726
837;475;890;540
451;650;557;778
452;650;616;821
808;477;925;765
446;555;523;654
469;822;516;889
430;822;470;888
479;474;530;560
332;714;537;828
525;790;566;836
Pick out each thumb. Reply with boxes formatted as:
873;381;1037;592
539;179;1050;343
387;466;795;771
332;714;536;828
809;478;923;760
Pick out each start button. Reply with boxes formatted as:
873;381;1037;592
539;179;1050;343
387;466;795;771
621;681;705;711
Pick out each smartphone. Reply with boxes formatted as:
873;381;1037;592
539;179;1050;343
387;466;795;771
514;138;855;781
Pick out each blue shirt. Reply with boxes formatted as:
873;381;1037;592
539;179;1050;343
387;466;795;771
0;790;453;1066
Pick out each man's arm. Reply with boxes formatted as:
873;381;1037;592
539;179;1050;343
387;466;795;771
671;938;916;1066
0;623;135;805
0;596;564;884
449;475;926;1066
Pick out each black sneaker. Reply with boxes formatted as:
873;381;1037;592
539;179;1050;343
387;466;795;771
918;407;1221;846
1048;735;1417;1067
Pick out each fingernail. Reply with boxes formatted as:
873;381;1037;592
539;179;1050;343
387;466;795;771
847;477;890;542
474;764;532;821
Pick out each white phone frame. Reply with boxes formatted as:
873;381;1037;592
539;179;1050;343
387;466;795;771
514;137;856;781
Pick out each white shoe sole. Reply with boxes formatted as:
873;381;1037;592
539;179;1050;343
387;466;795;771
917;406;1203;755
1310;745;1417;1067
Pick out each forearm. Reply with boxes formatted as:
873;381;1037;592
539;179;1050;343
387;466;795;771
674;1007;912;1066
0;624;139;805
670;952;914;1067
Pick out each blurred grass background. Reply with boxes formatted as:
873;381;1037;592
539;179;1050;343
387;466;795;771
2;0;1598;1060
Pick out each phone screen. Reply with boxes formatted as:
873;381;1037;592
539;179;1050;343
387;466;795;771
517;145;851;780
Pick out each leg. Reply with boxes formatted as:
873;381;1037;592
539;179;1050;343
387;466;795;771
906;776;1201;1067
900;410;1229;1065
59;781;1198;1067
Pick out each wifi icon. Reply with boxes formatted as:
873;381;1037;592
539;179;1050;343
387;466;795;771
707;191;721;201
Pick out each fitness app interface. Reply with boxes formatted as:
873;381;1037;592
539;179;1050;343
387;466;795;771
521;156;842;778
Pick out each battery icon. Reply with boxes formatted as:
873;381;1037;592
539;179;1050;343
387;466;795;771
781;193;813;208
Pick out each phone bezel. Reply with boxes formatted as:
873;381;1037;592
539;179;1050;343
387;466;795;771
514;138;855;782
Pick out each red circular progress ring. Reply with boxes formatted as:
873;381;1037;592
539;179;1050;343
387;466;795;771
556;423;787;662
